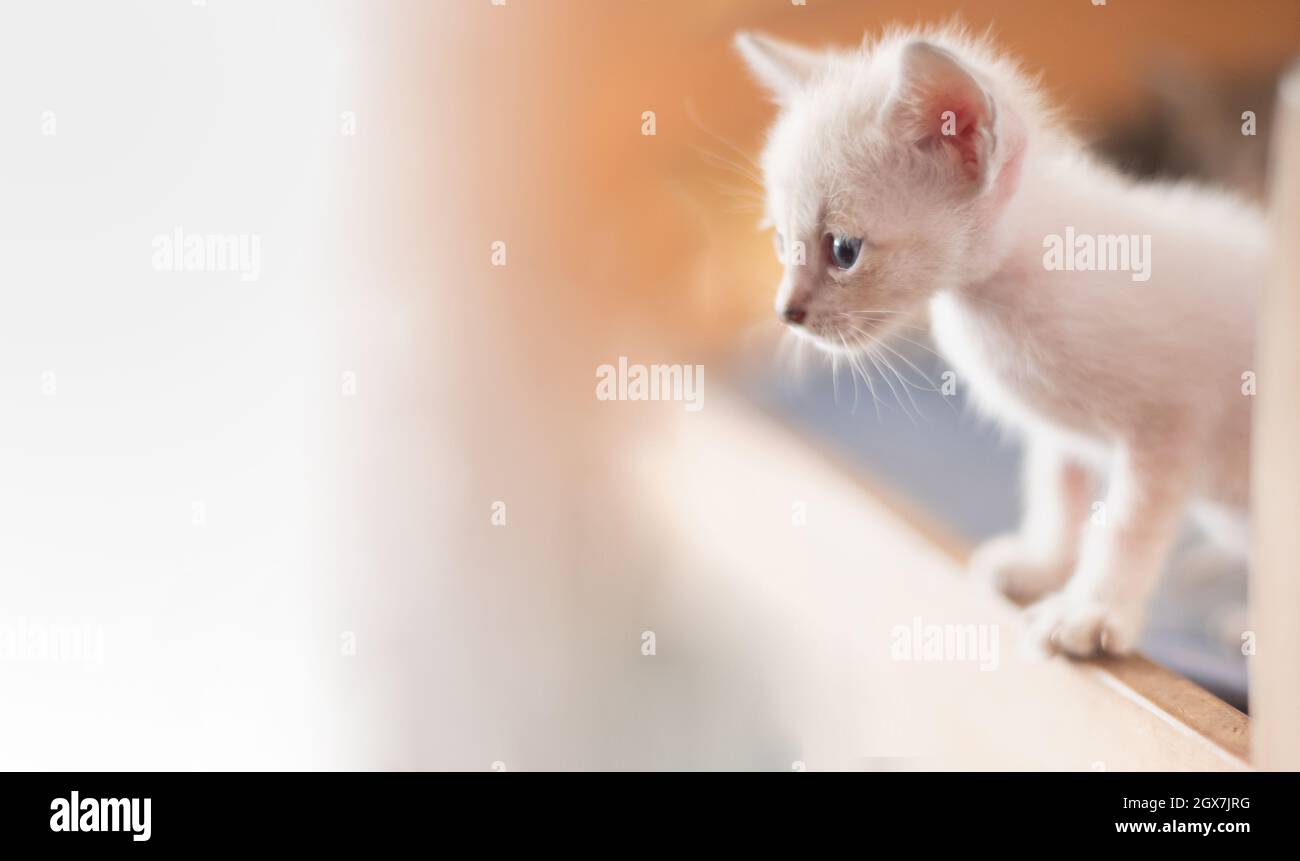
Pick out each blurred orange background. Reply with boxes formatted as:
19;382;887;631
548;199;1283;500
387;0;1300;359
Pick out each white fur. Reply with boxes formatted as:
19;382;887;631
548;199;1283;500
737;25;1265;656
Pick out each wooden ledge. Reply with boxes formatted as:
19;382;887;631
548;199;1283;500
623;384;1250;769
749;390;1251;766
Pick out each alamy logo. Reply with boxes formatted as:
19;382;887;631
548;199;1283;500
0;618;104;665
595;357;704;412
152;227;261;282
1042;227;1151;282
50;791;151;842
890;616;999;671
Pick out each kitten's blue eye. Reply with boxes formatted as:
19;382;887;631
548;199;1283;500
830;235;863;270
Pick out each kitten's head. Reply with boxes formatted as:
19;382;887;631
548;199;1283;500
736;30;1021;351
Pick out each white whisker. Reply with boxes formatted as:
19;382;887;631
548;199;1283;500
873;346;927;422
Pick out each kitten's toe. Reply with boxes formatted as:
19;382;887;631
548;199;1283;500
968;534;1071;605
1023;592;1141;658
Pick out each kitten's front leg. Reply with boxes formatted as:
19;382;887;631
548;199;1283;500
970;441;1093;603
1026;439;1193;657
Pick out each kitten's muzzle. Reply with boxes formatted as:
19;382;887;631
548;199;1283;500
780;305;807;326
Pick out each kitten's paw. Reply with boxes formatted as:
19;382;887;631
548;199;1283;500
968;534;1071;604
1023;592;1142;658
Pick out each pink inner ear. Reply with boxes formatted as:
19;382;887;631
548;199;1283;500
913;92;989;181
891;43;999;187
944;102;985;176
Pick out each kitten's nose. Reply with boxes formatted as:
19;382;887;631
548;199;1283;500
781;305;807;326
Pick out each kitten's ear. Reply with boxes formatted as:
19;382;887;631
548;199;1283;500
734;31;824;103
888;41;998;192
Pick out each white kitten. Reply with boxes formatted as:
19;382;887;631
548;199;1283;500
737;26;1265;656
